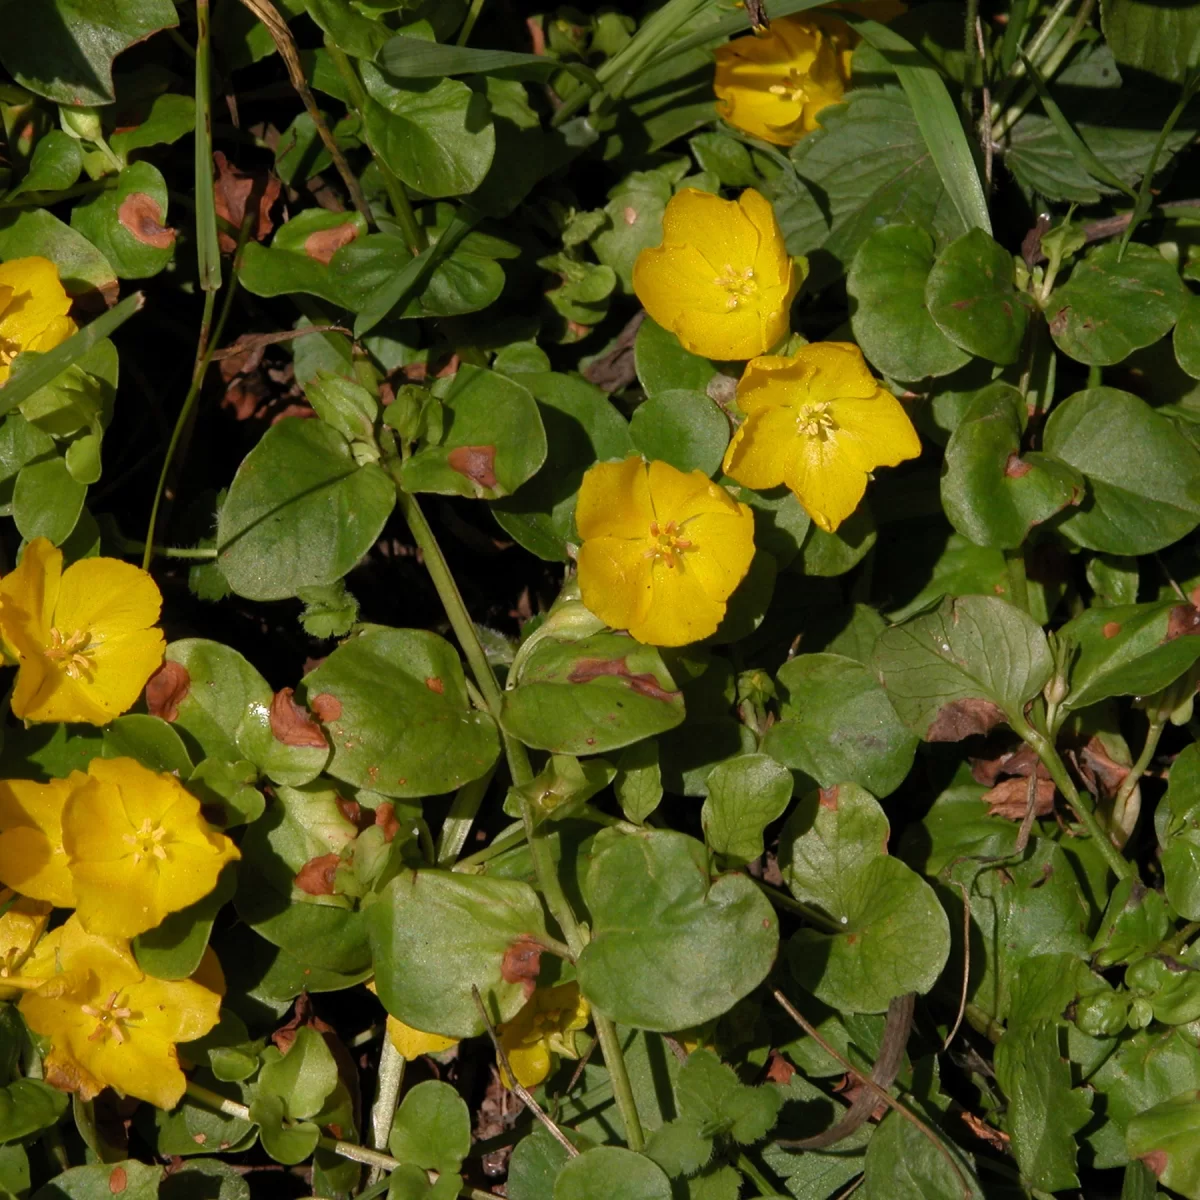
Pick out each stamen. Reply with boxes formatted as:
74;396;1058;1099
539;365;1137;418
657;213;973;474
44;627;96;680
81;991;133;1044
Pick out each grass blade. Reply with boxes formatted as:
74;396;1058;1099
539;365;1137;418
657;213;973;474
194;0;221;292
646;0;829;67
378;35;597;86
0;292;145;420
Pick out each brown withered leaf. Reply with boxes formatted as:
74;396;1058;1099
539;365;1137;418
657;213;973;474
969;741;1045;787
270;687;327;748
118;193;175;248
1167;604;1200;641
1077;735;1131;800
213;151;282;253
294;852;340;896
500;937;543;1000
304;221;359;264
145;661;190;722
982;776;1056;820
926;698;1007;742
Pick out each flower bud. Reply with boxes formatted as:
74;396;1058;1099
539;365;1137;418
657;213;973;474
59;105;102;142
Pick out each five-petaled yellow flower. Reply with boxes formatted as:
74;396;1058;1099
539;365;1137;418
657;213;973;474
17;916;223;1109
0;888;51;1001
0;537;165;725
0;778;75;906
723;342;921;533
497;982;589;1090
61;758;240;939
0;257;76;386
576;457;756;647
633;188;800;362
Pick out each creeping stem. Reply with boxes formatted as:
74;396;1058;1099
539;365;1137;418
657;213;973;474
386;470;646;1151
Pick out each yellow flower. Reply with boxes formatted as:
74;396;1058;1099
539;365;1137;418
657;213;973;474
576;457;756;647
497;982;589;1090
0;257;76;386
722;342;921;533
18;916;223;1109
713;16;850;145
386;1016;460;1060
62;758;240;939
0;778;75;906
0;537;165;725
633;188;800;361
0;888;51;1001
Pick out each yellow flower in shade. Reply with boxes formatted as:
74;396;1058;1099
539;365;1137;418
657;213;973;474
632;188;800;361
576;457;756;648
386;1016;460;1060
497;983;589;1090
17;917;223;1109
0;889;51;1001
0;778;75;906
0;257;76;386
61;757;240;939
0;537;165;725
722;342;921;534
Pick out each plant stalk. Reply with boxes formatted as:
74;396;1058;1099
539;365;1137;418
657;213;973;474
366;1036;405;1186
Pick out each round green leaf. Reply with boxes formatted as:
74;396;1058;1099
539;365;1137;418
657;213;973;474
1042;387;1200;554
13;456;85;545
367;870;547;1037
101;714;192;775
361;65;495;198
925;227;1029;365
720;478;811;570
847;224;970;381
133;865;235;981
71;161;175;279
553;1146;672;1200
940;382;1084;548
576;830;778;1031
629;389;729;477
1176;291;1200;380
389;1081;471;1171
216;418;396;601
701;753;793;865
9;131;82;197
165;638;329;787
301;628;499;798
0;208;117;299
763;652;918;798
399;365;547;500
799;503;876;576
634;316;720;397
1126;1092;1200;1198
1048;242;1188;366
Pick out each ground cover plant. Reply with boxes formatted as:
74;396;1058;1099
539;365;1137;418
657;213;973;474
3;0;1200;1197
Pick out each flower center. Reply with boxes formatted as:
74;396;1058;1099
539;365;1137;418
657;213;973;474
44;627;96;680
713;264;758;311
122;818;169;865
81;990;133;1044
768;69;811;104
645;520;694;569
796;402;836;439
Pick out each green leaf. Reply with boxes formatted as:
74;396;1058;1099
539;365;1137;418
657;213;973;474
1127;1091;1200;1197
1162;745;1200;920
509;1130;577;1200
216;418;396;602
777;88;968;292
799;503;877;576
846;224;970;381
634;317;719;398
389;1081;471;1172
1176;292;1200;380
0;1080;68;1143
0;208;118;301
1042;387;1200;554
502;632;685;755
492;371;634;562
576;830;778;1031
675;1048;782;1144
0;0;178;105
361;64;494;199
303;0;390;58
591;167;674;293
399;366;547;500
861;1109;983;1200
109;92;195;158
849;19;991;236
1047;243;1188;366
763;652;918;798
644;1117;712;1178
8;130;82;198
925;228;1029;365
367;870;547;1037
133;863;235;980
302;628;499;798
102;713;191;776
993;1023;1092;1191
71;161;174;280
701;753;792;865
165;638;329;787
940;381;1084;548
258;1027;338;1121
303;371;378;442
614;739;664;825
379;33;597;85
629;389;728;478
872;595;1053;740
298;580;360;640
248;1092;319;1165
1100;0;1200;83
553;1146;672;1200
13;456;86;545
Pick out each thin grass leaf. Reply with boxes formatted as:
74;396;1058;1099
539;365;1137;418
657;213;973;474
846;18;991;236
646;0;828;67
194;0;220;291
377;35;597;86
1018;51;1137;200
0;292;145;420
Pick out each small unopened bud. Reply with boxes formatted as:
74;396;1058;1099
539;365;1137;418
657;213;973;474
59;105;102;142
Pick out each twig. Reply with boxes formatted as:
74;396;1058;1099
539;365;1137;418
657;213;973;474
940;881;971;1053
208;325;353;361
470;986;579;1159
1015;768;1040;855
771;990;971;1199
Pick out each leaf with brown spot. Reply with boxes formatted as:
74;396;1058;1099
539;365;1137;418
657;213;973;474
926;698;1007;742
566;657;678;703
145;660;189;722
374;801;401;843
500;936;543;1000
1167;604;1200;641
447;445;498;489
1103;621;1122;638
294;852;341;895
818;786;839;810
270;687;328;748
425;676;445;694
118;193;175;248
310;692;342;722
1004;453;1032;478
304;221;359;264
108;1168;127;1195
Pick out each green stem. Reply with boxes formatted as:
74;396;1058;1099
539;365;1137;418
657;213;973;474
989;0;1075;119
194;0;221;291
436;767;496;866
366;1038;405;1187
387;474;646;1152
114;536;216;560
453;821;527;869
962;0;980;125
735;1152;777;1196
753;879;842;933
1163;919;1200;956
1004;548;1030;613
1015;719;1134;879
1111;716;1166;844
325;39;425;255
456;0;487;46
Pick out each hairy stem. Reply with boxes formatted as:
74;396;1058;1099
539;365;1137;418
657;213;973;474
366;1037;405;1186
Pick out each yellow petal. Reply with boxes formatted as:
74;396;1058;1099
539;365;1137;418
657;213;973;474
56;556;163;641
794;342;883;404
734;354;808;415
675;508;756;604
632;556;728;647
575;456;654;541
723;404;800;491
830;389;923;472
578;537;655;634
661;189;761;276
503;1039;552;1090
0;778;75;906
387;1016;459;1059
0;258;72;359
27;314;76;354
784;429;870;533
